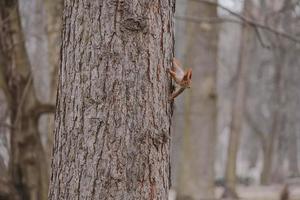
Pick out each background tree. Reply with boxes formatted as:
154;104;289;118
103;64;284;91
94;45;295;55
241;0;300;185
44;0;63;170
48;0;175;199
172;0;219;199
0;0;56;199
223;1;254;197
0;1;49;200
1;0;300;199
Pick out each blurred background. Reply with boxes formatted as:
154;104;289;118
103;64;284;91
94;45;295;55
0;0;300;200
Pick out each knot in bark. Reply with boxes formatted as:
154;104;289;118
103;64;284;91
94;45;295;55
121;17;147;32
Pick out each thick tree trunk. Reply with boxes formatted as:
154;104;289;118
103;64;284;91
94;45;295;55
176;1;218;200
48;1;175;199
0;1;50;200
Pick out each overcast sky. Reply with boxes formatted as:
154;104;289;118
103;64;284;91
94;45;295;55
219;0;243;13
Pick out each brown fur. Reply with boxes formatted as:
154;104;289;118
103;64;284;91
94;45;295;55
168;58;192;101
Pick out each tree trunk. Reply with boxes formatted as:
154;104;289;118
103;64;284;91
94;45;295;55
260;133;275;184
0;1;50;200
0;157;20;200
175;1;218;200
260;108;282;185
266;48;287;184
48;1;175;199
44;0;63;173
288;128;299;176
224;1;253;197
44;0;63;97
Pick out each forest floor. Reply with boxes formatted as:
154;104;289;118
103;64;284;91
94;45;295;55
215;184;300;200
169;184;300;200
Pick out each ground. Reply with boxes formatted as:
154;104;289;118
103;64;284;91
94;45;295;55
169;184;300;200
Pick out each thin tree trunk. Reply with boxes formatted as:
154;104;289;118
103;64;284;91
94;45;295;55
176;1;218;199
224;1;252;197
48;1;175;199
44;0;63;173
260;132;276;184
260;110;282;185
264;48;287;184
288;129;299;176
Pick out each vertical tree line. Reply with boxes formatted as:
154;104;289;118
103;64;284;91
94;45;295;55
48;0;175;199
172;0;218;199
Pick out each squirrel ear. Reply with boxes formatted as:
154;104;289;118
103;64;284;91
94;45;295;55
188;69;192;79
182;71;189;81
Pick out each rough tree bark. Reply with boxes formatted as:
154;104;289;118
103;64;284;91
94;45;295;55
48;0;175;199
0;1;54;200
175;1;218;200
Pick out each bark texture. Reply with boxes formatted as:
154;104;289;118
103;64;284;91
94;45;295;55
176;1;218;199
48;0;175;199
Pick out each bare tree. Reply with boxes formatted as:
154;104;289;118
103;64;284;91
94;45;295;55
0;0;54;199
223;1;254;197
246;0;300;184
48;1;175;199
173;0;218;199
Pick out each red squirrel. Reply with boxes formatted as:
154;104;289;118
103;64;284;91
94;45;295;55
168;58;192;101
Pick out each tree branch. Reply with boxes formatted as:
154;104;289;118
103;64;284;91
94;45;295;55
175;15;241;24
183;0;300;43
34;103;56;117
175;15;272;49
0;122;14;130
13;74;33;126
